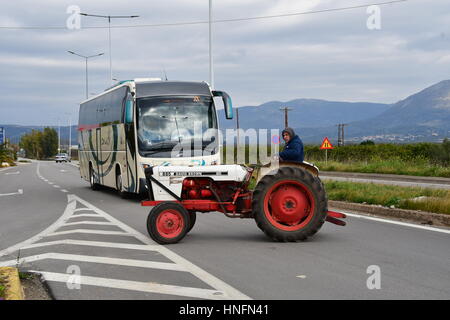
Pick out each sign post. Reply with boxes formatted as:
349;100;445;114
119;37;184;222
320;137;334;164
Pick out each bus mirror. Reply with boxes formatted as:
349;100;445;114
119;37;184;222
125;100;133;123
213;91;233;119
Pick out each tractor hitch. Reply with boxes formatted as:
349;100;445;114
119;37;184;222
326;210;347;226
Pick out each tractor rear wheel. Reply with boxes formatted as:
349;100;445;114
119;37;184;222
187;211;197;233
252;166;327;242
147;202;190;244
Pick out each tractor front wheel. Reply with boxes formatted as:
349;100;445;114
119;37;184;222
252;166;327;242
147;202;190;244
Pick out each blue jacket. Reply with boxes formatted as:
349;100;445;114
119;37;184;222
279;135;304;162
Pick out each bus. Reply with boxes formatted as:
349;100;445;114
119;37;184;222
78;79;233;196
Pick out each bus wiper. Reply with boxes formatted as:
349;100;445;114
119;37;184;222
142;141;178;155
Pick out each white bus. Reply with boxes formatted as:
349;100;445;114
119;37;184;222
78;79;233;196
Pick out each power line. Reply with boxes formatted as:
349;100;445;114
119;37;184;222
0;0;408;30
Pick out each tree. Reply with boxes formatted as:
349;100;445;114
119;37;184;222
41;127;58;158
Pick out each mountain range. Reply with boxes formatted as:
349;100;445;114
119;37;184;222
2;80;450;145
218;80;450;144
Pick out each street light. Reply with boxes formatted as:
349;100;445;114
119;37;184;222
68;51;104;99
79;13;139;84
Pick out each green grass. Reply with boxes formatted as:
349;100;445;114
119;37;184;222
324;180;450;215
0;283;5;299
312;159;450;178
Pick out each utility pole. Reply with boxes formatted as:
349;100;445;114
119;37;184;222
280;107;293;128
337;124;349;146
79;13;139;85
68;51;104;99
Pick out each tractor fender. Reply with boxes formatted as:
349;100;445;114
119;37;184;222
255;161;319;184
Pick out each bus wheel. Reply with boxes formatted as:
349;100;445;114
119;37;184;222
116;171;127;199
89;166;100;191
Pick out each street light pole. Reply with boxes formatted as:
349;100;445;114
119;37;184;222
68;51;104;99
79;13;139;85
209;0;214;89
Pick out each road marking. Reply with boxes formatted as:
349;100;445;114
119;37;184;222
5;171;20;175
0;189;23;197
0;253;188;272
46;229;133;237
341;211;450;234
67;213;105;219
0;193;251;300
53;185;61;188
61;189;68;193
63;221;115;227
30;271;228;300
20;240;160;252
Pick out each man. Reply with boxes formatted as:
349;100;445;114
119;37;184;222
279;127;304;162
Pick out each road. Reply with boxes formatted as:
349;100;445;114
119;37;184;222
0;161;449;300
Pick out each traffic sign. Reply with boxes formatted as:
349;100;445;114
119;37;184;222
320;137;333;150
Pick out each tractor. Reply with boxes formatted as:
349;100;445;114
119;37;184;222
141;161;346;244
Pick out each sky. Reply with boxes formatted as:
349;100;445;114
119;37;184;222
0;0;449;126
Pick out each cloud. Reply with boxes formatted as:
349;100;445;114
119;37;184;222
0;0;449;125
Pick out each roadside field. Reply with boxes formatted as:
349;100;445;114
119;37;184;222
324;180;450;215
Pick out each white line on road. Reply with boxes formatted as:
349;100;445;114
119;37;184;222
20;240;160;252
32;271;228;300
5;171;20;175
61;189;68;193
46;229;133;237
0;189;23;197
53;185;60;188
340;211;450;234
0;252;188;272
67;214;105;219
62;221;115;227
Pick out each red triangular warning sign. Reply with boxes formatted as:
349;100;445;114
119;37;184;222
320;137;334;150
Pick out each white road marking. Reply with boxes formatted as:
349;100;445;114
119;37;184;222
21;240;160;252
46;229;133;237
31;271;228;300
1;166;251;300
341;211;450;234
61;189;68;193
0;189;23;197
63;221;115;227
0;253;188;272
67;213;105;219
71;195;251;299
53;185;61;188
5;171;20;175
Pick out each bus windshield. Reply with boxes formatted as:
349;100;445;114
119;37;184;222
136;95;218;157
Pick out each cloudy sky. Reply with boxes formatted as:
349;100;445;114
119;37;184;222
1;0;449;125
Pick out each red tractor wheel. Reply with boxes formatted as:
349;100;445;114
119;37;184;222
252;166;327;242
147;202;190;244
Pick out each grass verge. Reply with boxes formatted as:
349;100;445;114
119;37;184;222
324;180;450;215
312;159;450;178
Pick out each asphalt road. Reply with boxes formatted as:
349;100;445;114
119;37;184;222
0;161;449;300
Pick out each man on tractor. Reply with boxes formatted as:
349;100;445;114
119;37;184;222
279;127;304;162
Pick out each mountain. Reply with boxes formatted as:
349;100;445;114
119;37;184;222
218;99;390;131
300;80;450;143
